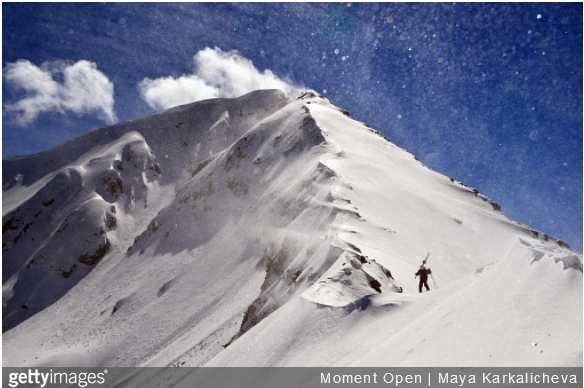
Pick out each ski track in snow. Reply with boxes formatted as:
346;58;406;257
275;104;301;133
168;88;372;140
2;89;581;367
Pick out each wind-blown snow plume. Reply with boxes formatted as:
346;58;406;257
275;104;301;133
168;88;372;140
138;47;302;110
3;59;117;125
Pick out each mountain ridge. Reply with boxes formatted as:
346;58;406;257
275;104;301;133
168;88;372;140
3;89;581;367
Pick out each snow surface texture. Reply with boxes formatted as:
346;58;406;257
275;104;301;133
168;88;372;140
2;89;582;367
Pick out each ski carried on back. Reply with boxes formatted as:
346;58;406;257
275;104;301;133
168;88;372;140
422;252;430;265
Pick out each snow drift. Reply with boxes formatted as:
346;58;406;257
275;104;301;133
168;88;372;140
2;89;581;367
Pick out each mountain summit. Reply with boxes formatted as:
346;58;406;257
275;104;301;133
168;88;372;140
3;90;581;367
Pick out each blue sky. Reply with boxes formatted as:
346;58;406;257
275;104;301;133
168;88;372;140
2;2;582;252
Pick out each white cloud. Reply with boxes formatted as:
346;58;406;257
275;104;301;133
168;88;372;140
138;47;302;111
3;59;117;126
193;47;298;98
138;75;218;111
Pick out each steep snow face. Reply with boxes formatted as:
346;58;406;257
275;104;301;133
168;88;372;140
2;90;581;367
2;132;164;332
2;90;290;334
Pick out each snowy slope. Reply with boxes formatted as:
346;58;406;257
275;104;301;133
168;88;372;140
2;90;581;367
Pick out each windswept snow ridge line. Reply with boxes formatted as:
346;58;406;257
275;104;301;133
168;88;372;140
2;89;581;367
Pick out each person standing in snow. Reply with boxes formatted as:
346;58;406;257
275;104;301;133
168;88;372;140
415;264;432;293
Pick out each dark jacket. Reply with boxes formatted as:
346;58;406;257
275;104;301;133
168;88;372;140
415;267;432;281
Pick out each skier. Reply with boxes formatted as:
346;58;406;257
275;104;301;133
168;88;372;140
415;264;432;293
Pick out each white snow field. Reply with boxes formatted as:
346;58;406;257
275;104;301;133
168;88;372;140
2;90;581;367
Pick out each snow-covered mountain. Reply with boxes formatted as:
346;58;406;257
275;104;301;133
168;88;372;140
2;90;582;367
